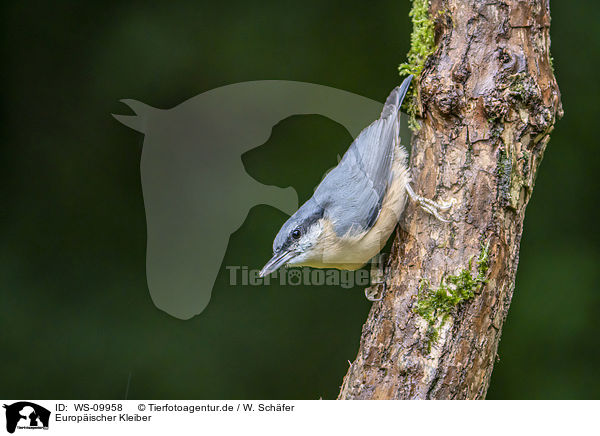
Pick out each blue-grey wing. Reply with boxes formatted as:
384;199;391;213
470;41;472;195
314;76;412;236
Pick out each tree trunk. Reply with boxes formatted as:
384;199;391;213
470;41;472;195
338;0;562;400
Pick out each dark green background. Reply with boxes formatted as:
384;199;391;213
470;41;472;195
1;1;598;399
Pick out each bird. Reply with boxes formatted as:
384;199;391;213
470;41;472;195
259;75;452;278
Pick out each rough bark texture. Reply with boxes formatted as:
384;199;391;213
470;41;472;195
339;0;562;400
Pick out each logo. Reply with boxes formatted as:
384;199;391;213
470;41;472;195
113;80;391;319
3;402;50;433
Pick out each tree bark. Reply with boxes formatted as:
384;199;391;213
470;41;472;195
339;0;562;400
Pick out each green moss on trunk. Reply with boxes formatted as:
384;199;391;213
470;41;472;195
415;242;491;352
398;0;436;130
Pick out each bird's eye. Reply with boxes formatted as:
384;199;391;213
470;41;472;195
291;229;301;240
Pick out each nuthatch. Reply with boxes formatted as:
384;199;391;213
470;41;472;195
259;76;452;278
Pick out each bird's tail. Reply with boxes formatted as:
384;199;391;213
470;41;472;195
380;75;413;119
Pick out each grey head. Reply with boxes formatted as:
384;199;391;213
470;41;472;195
259;197;325;277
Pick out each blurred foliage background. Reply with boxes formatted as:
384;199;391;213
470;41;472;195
1;1;598;399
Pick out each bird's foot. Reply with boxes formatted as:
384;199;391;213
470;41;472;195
406;183;455;223
365;253;388;302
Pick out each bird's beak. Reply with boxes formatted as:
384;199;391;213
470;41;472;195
259;249;299;277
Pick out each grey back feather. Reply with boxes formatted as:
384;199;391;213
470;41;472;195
313;75;412;236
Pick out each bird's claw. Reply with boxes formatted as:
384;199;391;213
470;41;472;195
365;253;388;302
406;184;455;223
365;286;384;301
